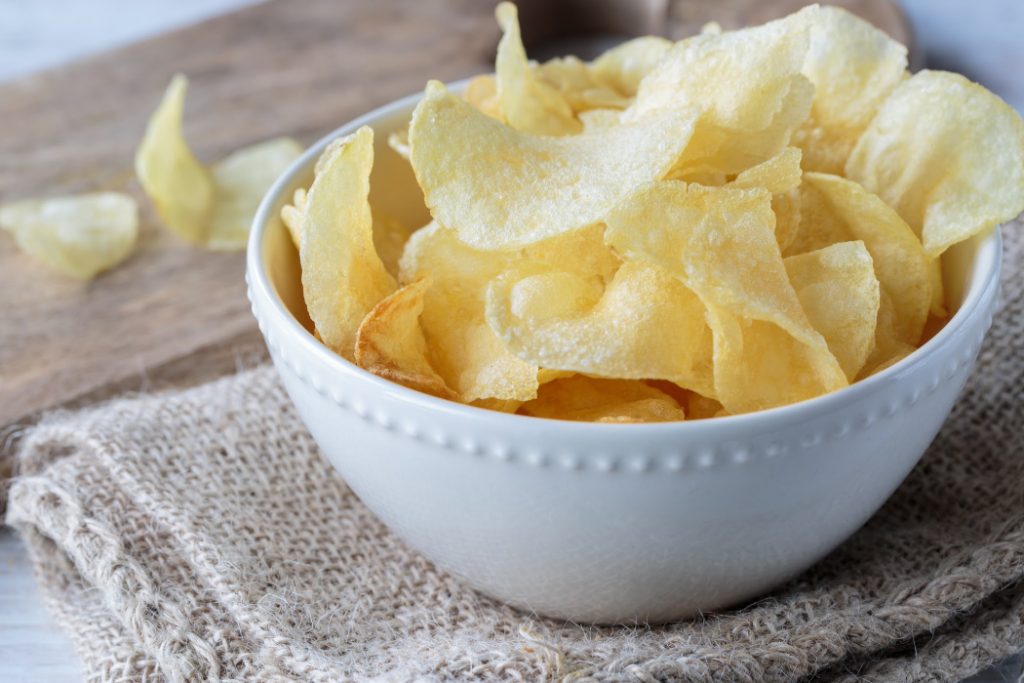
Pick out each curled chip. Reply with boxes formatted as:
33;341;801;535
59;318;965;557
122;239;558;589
589;36;671;97
136;74;301;249
519;376;685;423
399;222;540;402
300;127;396;360
784;241;880;380
463;75;503;119
0;192;138;279
630;7;814;175
605;181;845;412
845;70;1024;258
494;2;580;136
794;6;908;173
355;278;456;399
487;260;714;396
788;172;932;346
409;81;697;250
209;137;303;249
535;56;630;112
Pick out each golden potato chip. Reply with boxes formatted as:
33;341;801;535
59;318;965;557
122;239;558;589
630;8;814;176
535;56;631;112
387;128;411;160
605;181;845;412
858;290;916;379
631;9;812;130
784;241;880;380
771;188;801;253
408;81;698;250
399;221;540;401
494;2;581;136
705;305;846;413
845;70;1024;257
300;127;396;360
0;192;138;279
683;391;728;420
794;6;908;173
486;260;715;395
280;187;306;250
518;376;684;423
731;147;802;194
354;278;456;399
137;74;302;249
589;36;671;97
463;74;503;119
208;137;302;250
372;211;414;279
788;172;932;346
135;74;214;244
578;108;622;132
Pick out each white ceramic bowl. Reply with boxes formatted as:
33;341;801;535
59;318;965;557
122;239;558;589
247;83;1002;624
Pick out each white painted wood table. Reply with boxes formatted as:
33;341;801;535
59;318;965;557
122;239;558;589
1;1;1023;680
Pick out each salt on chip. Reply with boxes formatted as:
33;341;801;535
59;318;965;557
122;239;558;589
208;137;303;250
0;192;138;279
300;126;396;360
784;241;880;380
789;172;932;346
845;70;1024;258
494;2;580;136
518;376;685;423
486;260;715;396
408;81;698;250
135;74;214;244
589;36;671;97
355;277;456;399
794;5;908;173
605;181;846;413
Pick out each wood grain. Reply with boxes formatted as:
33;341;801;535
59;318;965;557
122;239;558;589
0;0;500;427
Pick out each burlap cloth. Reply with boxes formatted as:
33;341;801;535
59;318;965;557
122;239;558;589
4;223;1023;682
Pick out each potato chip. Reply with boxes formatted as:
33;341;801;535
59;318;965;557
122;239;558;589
784;241;880;380
845;70;1024;257
208;137;303;250
534;56;630;112
280;187;306;250
399;221;540;401
683;391;728;420
518;376;684;423
589;36;671;97
372;211;415;279
0;192;138;279
605;181;845;412
793;6;908;173
408;81;698;250
387;128;411;160
788;172;931;346
578;108;622;132
857;290;916;380
494;2;581;136
486;260;715;395
355;278;456;399
463;74;503;119
137;74;302;249
630;7;814;176
135;74;214;244
300;127;396;360
731;147;803;195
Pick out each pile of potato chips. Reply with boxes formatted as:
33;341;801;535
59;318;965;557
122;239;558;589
285;2;1024;422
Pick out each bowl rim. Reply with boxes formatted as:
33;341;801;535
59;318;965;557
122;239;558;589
247;80;1003;433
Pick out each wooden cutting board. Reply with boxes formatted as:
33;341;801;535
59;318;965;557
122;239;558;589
0;0;910;429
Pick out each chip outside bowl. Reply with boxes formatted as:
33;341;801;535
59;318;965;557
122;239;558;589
246;82;1002;624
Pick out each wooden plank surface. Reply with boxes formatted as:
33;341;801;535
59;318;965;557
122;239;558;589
0;0;500;428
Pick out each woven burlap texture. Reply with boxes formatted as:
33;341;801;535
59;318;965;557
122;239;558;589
5;224;1024;683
